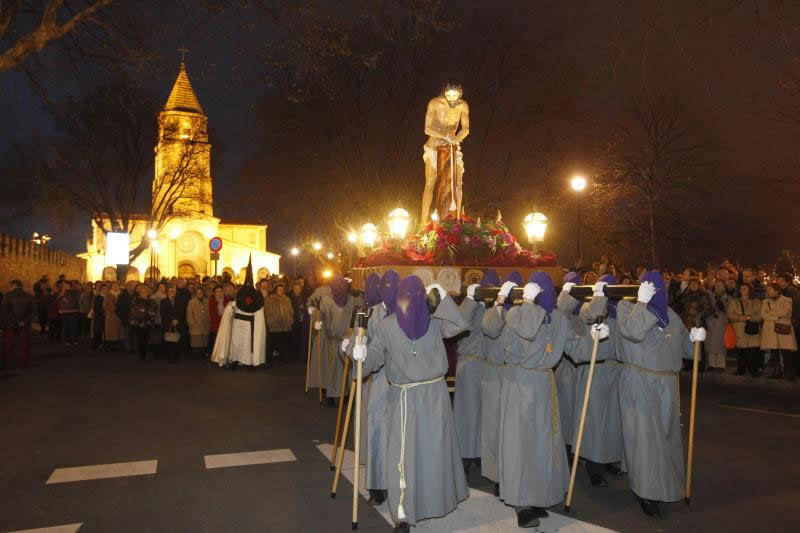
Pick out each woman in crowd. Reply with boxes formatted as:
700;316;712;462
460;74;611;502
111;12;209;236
727;283;763;376
103;282;122;351
706;279;730;371
130;284;158;361
289;281;307;360
160;285;183;363
209;285;228;353
265;282;295;364
150;282;168;358
91;283;106;350
187;287;210;358
760;283;798;380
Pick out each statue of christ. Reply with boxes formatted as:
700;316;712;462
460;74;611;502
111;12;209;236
420;83;470;228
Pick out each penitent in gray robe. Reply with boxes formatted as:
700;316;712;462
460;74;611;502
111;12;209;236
616;300;694;502
454;298;486;459
561;293;624;464
306;286;332;391
318;294;354;399
484;301;576;508
480;304;506;483
555;295;588;448
362;295;469;525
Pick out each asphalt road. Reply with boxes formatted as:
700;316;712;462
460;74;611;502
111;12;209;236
1;339;799;532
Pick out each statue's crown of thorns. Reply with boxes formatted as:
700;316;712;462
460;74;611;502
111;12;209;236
442;82;463;97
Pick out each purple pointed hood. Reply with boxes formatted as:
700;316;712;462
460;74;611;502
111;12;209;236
501;271;523;310
380;270;400;315
329;274;349;308
530;272;556;315
481;270;501;287
599;274;618;319
641;271;669;328
395;275;430;340
563;271;583;315
364;273;381;308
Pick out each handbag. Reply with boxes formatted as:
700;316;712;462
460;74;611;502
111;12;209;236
741;300;760;335
164;327;181;343
723;324;737;350
775;322;792;335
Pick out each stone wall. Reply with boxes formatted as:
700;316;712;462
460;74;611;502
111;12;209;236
0;233;86;290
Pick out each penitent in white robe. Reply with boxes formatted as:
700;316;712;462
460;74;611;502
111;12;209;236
211;302;267;367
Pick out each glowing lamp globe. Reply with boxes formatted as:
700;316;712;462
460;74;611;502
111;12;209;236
388;208;410;239
523;212;548;243
571;175;587;192
146;229;157;240
431;210;439;223
347;231;358;243
322;269;333;279
360;223;378;248
290;247;299;256
326;251;334;260
312;242;322;251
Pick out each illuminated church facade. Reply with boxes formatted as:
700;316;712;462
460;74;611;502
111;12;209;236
82;63;280;282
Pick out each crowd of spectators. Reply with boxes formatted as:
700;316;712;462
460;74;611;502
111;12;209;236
0;272;318;370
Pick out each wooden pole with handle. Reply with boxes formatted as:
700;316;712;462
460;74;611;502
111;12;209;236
565;326;602;513
331;353;351;470
317;310;323;405
304;313;313;393
331;378;356;498
686;336;702;504
352;312;367;530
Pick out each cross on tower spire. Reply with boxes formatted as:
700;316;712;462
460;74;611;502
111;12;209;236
178;47;189;63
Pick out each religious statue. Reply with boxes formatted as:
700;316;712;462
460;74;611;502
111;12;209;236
420;83;470;228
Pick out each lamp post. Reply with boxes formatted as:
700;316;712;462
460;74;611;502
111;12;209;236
570;175;587;266
523;212;548;256
290;246;299;277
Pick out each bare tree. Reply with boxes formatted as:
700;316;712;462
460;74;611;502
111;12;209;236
42;79;211;261
0;0;114;74
591;93;708;267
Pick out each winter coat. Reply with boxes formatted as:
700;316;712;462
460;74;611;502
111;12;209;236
130;297;158;328
160;298;184;332
727;297;762;349
265;294;294;333
103;293;123;342
116;290;132;323
2;288;35;329
678;289;714;329
57;289;80;315
209;296;229;333
760;296;797;351
187;297;210;337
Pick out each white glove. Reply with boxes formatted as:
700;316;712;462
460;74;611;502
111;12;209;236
314;321;322;330
690;327;707;342
591;323;610;341
352;344;367;361
562;282;576;294
308;307;316;316
341;338;350;353
498;281;517;298
592;281;608;297
522;282;542;302
637;281;656;304
466;284;480;300
426;283;446;299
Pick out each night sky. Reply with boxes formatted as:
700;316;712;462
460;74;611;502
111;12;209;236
2;1;799;270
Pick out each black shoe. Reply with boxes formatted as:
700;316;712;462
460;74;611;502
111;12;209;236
516;507;540;528
606;463;623;476
589;473;608;487
326;398;336;408
637;497;661;517
462;458;473;477
494;482;499;497
394;522;410;532
367;489;387;506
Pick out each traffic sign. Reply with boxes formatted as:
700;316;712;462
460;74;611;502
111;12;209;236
210;252;220;261
209;237;223;252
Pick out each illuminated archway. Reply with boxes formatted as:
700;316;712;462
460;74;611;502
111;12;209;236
102;266;117;281
178;263;196;279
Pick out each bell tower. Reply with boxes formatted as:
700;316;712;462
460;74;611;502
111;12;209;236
153;61;213;218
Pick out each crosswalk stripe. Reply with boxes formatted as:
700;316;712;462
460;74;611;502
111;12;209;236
204;449;297;469
6;523;82;533
45;460;158;485
316;443;618;532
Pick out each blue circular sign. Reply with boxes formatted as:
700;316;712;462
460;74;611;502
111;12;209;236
208;237;223;252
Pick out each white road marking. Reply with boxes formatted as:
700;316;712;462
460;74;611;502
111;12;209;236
204;449;297;469
7;523;82;533
45;460;157;485
316;443;617;532
720;404;800;418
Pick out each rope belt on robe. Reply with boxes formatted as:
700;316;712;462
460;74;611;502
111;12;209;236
621;361;681;411
506;364;560;462
573;358;622;367
388;375;446;521
485;359;506;367
234;312;254;352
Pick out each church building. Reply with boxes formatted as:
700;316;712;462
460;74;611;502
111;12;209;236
82;62;280;282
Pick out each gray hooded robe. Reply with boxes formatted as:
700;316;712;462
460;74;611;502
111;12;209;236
480;303;506;483
361;295;469;525
316;293;354;399
454;297;486;459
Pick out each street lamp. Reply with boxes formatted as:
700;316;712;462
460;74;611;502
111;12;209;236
347;231;358;243
570;175;587;265
146;228;157;240
326;251;334;260
388;208;410;240
360;223;378;249
523;212;548;255
290;246;300;277
312;241;322;251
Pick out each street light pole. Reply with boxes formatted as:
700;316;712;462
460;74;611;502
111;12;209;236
570;175;587;267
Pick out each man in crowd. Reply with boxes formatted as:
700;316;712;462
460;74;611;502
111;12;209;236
2;280;36;369
265;282;295;365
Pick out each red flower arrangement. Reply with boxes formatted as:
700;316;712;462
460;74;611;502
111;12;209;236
355;214;557;268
